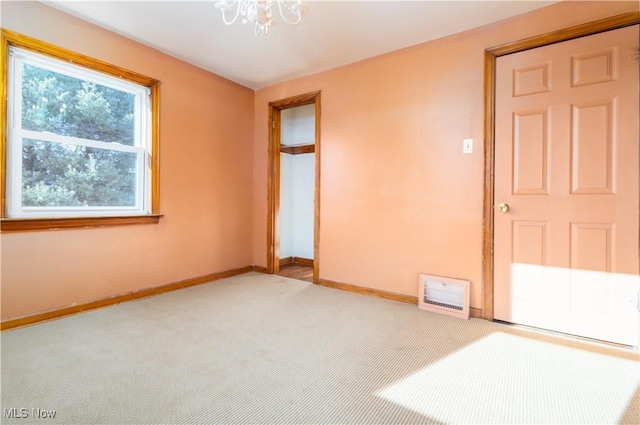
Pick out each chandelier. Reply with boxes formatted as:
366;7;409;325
214;0;308;35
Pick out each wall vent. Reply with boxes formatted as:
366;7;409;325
418;274;470;319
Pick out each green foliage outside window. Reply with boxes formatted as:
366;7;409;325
20;64;139;207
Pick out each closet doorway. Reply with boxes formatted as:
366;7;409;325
267;91;320;283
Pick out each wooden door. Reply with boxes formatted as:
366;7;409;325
494;25;639;346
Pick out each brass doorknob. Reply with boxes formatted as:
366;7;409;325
498;203;509;213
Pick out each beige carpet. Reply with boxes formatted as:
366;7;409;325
1;272;638;424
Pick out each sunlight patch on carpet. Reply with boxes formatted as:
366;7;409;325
376;331;639;424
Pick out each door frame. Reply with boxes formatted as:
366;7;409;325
482;12;639;320
267;90;321;283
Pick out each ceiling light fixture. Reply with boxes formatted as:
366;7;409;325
214;0;307;35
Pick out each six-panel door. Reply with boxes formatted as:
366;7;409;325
494;25;640;346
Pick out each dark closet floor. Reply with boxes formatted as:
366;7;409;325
277;262;313;283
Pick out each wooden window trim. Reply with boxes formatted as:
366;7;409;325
0;215;163;232
0;29;161;232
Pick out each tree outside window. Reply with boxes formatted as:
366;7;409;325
6;46;152;218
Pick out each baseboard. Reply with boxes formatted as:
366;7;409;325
252;265;268;273
292;257;314;266
279;257;313;266
318;278;483;318
317;278;418;304
1;265;253;332
2;267;483;332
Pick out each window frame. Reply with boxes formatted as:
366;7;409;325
0;29;161;231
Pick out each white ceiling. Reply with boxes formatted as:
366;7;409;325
42;1;558;89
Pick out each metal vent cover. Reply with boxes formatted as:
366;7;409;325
418;274;470;319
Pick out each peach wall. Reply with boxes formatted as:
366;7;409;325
0;2;254;319
252;1;638;309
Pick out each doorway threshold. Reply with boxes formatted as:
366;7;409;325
492;320;639;359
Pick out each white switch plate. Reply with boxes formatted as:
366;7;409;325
463;138;473;154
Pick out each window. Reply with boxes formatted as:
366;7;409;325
1;30;160;230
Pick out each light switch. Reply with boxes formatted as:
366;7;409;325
463;138;473;154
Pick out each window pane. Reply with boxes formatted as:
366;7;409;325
21;63;136;146
22;139;138;207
